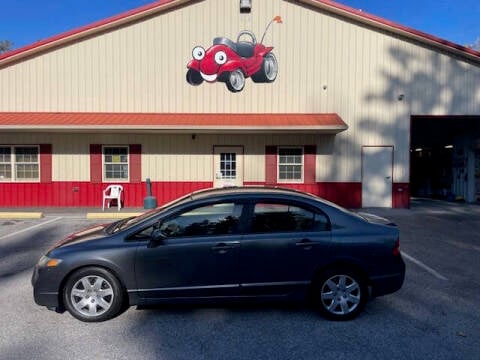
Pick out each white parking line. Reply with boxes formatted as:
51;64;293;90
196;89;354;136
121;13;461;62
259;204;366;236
402;251;448;281
0;217;63;241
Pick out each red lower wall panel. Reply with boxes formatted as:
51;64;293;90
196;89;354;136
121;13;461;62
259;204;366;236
0;181;409;208
392;183;410;208
245;182;362;208
0;182;212;207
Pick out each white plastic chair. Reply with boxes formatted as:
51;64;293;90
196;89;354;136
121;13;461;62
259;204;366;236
102;185;123;211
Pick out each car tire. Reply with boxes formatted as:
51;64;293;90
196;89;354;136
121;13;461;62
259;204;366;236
313;268;367;321
186;69;204;85
63;267;125;322
226;69;245;92
251;53;278;83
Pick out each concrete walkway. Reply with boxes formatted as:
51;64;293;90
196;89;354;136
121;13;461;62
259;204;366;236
0;207;146;220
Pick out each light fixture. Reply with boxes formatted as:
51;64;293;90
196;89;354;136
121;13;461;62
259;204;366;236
414;148;422;152
444;144;453;149
240;0;252;13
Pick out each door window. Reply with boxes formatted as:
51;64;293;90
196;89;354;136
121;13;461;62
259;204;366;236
220;153;237;179
251;203;329;233
160;203;243;238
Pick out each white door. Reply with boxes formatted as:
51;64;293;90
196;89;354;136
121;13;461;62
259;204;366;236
213;146;244;188
362;146;393;207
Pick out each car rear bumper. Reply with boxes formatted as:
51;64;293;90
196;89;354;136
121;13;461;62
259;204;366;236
370;257;406;297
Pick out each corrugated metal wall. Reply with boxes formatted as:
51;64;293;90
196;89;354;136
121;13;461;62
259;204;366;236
1;0;480;184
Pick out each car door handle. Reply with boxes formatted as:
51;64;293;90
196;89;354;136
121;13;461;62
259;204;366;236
211;241;240;252
295;239;313;250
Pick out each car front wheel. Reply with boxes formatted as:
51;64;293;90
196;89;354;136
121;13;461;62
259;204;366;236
186;69;204;86
226;69;245;92
313;268;367;321
63;267;125;322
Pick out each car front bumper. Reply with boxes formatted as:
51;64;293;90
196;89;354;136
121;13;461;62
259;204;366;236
31;265;64;312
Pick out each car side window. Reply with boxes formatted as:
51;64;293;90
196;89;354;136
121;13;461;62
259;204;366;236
251;203;329;233
160;203;243;238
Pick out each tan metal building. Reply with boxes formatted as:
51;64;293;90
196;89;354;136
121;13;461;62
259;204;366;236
1;0;479;208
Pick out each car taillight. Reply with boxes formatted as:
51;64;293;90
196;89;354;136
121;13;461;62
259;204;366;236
392;238;400;256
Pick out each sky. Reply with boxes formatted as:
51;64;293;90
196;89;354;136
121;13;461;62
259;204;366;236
1;0;479;51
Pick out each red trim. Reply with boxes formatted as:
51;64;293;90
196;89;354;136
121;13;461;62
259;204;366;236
39;144;52;183
129;144;142;183
89;144;102;183
265;146;277;185
304;145;316;184
1;0;478;65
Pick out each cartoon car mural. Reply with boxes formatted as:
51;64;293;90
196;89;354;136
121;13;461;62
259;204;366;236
186;16;282;93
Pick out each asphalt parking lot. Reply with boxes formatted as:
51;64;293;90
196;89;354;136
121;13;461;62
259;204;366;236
0;200;479;360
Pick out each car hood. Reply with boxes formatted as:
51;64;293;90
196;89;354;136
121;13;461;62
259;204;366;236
49;224;108;251
356;212;396;226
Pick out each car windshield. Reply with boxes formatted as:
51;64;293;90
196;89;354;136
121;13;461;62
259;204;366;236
106;193;194;234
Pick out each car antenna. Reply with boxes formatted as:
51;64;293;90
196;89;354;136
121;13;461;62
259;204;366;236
260;16;283;44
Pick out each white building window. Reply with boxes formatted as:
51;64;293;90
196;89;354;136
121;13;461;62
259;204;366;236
103;146;129;181
0;146;39;182
278;147;303;182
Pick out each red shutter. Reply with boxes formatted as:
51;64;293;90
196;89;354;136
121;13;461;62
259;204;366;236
39;144;52;183
304;145;316;184
129;144;141;183
265;146;277;185
90;144;102;183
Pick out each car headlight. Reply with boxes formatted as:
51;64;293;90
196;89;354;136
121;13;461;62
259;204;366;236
37;255;63;268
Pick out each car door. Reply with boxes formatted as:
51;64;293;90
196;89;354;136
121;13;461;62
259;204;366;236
133;202;245;299
239;200;332;296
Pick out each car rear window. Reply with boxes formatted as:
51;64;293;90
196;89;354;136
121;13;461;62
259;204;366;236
251;203;329;233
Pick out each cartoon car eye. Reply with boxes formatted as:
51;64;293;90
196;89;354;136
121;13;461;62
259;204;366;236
192;46;205;60
214;51;227;65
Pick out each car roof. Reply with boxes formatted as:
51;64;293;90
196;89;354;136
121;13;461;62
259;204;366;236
188;186;320;202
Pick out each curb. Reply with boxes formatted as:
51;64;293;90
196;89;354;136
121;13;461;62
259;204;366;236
86;212;143;220
0;212;44;219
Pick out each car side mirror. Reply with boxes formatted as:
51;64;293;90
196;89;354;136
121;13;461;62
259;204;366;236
149;229;167;247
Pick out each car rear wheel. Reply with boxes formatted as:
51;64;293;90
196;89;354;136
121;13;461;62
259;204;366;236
226;69;245;92
313;268;367;321
63;267;124;322
251;53;278;83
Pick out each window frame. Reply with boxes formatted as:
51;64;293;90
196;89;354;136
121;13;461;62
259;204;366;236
102;145;130;182
277;146;304;183
0;145;40;183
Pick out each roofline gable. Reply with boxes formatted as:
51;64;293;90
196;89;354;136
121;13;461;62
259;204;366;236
0;0;190;66
302;0;480;63
1;0;479;66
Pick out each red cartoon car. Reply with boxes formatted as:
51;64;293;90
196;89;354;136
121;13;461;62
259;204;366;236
186;17;282;93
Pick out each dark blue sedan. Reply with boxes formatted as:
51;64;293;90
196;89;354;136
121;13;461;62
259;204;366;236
32;187;405;322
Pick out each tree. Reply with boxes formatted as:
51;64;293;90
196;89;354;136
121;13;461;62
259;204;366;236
0;40;13;54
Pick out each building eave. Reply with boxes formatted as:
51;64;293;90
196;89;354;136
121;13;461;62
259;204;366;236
0;112;348;134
